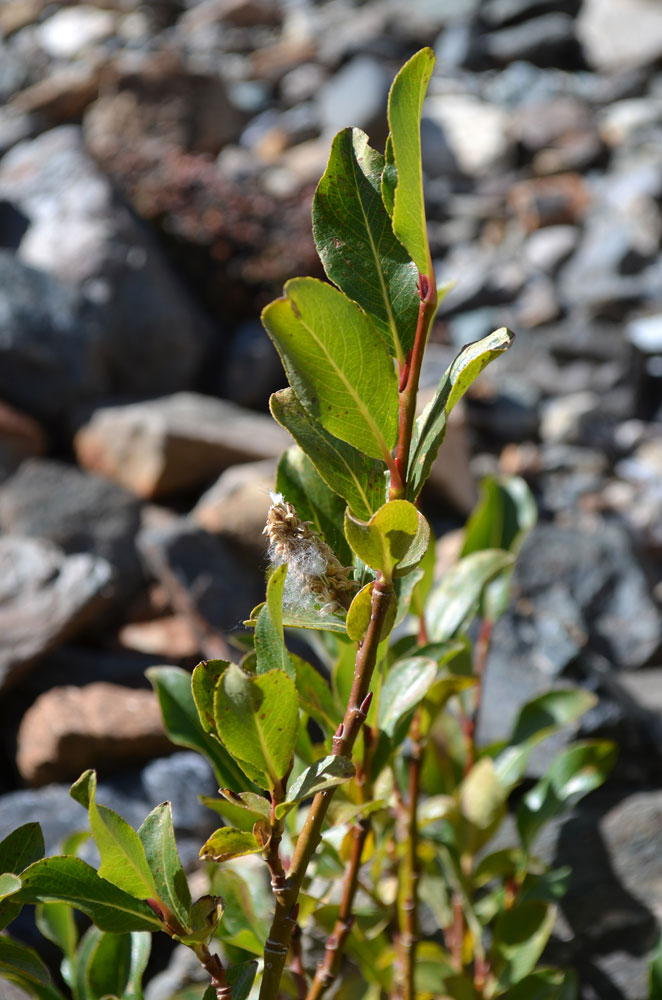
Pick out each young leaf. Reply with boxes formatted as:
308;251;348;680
14;857;161;932
491;901;557;988
407;328;514;501
178;895;224;946
277;446;353;566
255;563;296;679
74;926;132;1000
345;500;424;579
496;689;598;788
517;741;617;851
70;770;157;902
387;47;436;275
138;802;192;932
192;658;231;735
199;828;264;863
271;387;386;520
346;581;397;643
312;126;419;362
201;790;271;832
0;935;66;1000
214;665;299;791
425;550;514;642
147;665;248;790
277;755;355;817
378;657;437;737
262;277;398;461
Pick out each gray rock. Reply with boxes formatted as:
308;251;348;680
424;94;512;178
218;319;283;409
524;225;580;274
317;55;390;141
0;536;113;691
74;392;290;500
0;458;143;604
485;13;581;68
540;391;600;445
481;0;580;29
577;0;662;73
138;518;263;643
0;126;211;408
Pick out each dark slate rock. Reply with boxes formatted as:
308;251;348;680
484;13;583;69
0;458;144;606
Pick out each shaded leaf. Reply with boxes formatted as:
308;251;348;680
492;901;557;988
387;47;436;274
408;328;514;501
460;757;507;833
378;657;437;737
201;791;270;833
191;659;230;735
313;126;418;362
262;277;398;461
503;968;578;1000
294;656;342;734
227;960;259;1000
0;822;44;875
255;564;295;679
277;446;352;565
138;802;192;932
0;935;65;1000
178;895;224;946
35;902;77;961
271;387;386;520
147;666;248;791
75;926;132;1000
425;550;514;642
214;665;299;791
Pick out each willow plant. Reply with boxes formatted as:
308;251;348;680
0;48;616;1000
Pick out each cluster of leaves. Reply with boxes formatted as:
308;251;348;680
0;45;636;1000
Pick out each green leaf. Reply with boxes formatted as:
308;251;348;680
209;868;268;956
246;597;348;636
496;690;598;788
0;823;45;877
345;500;423;578
277;756;355;817
227;960;259;1000
346;581;397;643
192;659;230;735
502;968;578;1000
381;134;396;217
460;757;507;833
214;665;299;791
126;931;151;1000
407;328;514;501
177;895;224;946
262;277;398;461
147;665;248;791
648;935;662;1000
201;790;271;832
70;770;157;902
14;857;161;932
75;926;132;1000
0;935;65;1000
387;47;435;274
255;564;296;679
200;828;265;863
270;388;386;520
491;901;557;988
294;656;342;734
277;447;353;565
425;549;514;642
517;741;617;852
0;872;21;902
378;657;437;737
312;127;419;362
35;902;77;961
138;802;192;932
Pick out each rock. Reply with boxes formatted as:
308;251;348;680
0;458;144;604
317;55;390;142
0;537;112;692
0;0;46;37
484;13;582;68
192;457;276;553
85;51;243;159
540;391;600;445
481;0;580;29
218;319;284;409
35;6;117;59
0;751;217;859
10;644;162;699
0;128;211;410
576;0;662;73
145;944;209;1000
423;94;512;177
118;615;199;659
0;400;47;480
74;393;290;500
138;518;264;646
466;381;540;443
508;174;590;231
627;313;662;356
178;0;281;31
11;61;104;125
15;682;174;786
524;225;580;274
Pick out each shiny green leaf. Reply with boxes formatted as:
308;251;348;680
378;657;437;737
387;47;435;274
191;658;230;735
425;549;513;642
278;755;355;817
263;277;398;460
346;581;397;643
256;564;295;679
313;127;418;362
138;802;192;931
345;500;422;578
199;827;264;863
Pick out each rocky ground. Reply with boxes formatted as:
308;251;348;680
0;0;661;996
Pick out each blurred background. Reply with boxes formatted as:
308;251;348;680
0;0;661;997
